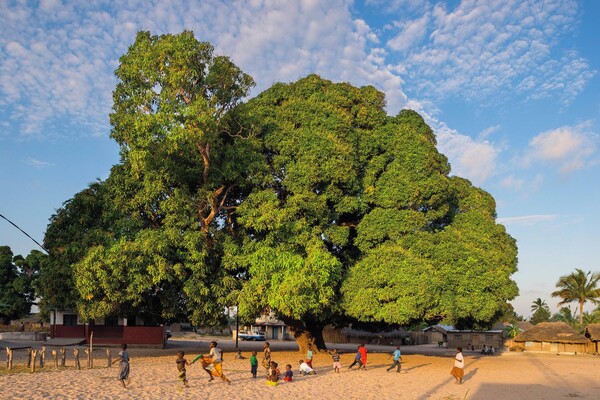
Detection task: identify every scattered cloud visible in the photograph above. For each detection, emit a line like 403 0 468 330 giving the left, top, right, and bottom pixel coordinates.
497 214 557 226
25 157 54 168
383 0 593 104
526 121 598 174
405 99 501 185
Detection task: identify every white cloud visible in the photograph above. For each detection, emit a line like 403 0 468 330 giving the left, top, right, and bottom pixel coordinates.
384 0 593 104
527 121 597 174
500 175 524 190
25 157 54 168
405 99 501 185
497 214 557 226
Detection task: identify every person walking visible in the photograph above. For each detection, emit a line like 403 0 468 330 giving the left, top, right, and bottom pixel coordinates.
451 347 464 384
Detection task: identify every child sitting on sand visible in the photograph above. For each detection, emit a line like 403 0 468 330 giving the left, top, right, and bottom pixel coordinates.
250 351 258 378
176 351 191 388
235 350 246 359
266 361 280 386
299 359 316 375
283 364 293 381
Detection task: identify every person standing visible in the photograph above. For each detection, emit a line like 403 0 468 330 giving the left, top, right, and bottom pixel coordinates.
176 351 191 388
330 348 342 373
250 351 258 378
451 347 464 384
263 342 272 375
386 346 402 373
306 346 314 368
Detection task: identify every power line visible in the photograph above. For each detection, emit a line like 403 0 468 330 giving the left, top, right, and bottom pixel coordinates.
0 212 48 254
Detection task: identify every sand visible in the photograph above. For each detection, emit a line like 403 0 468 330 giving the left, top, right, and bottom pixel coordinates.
2 339 600 400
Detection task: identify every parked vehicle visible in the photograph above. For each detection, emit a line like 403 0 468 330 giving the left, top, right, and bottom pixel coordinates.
238 331 266 341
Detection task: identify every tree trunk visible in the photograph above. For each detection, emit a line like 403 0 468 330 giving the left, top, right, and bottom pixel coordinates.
580 301 584 327
285 318 327 354
40 346 46 368
74 349 81 370
30 350 37 373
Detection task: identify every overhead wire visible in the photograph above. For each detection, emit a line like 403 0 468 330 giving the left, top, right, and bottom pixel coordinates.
0 212 48 254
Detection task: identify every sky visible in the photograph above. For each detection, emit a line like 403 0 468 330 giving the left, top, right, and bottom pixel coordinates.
1 0 599 319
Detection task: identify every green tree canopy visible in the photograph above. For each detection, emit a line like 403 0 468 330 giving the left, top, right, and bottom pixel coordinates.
71 31 258 326
229 74 518 350
42 34 518 351
0 246 38 323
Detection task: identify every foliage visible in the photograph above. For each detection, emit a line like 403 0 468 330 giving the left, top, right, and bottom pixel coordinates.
550 306 578 329
530 306 551 325
40 34 519 342
0 246 39 323
229 75 518 346
72 31 256 325
504 323 520 339
551 268 600 326
531 298 549 315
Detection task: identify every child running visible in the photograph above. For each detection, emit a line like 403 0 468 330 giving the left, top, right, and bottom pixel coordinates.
176 351 191 387
348 346 363 370
386 346 402 373
111 343 130 388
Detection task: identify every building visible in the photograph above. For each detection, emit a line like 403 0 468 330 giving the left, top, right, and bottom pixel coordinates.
446 329 504 350
513 322 589 354
50 310 167 347
239 312 291 340
584 323 600 354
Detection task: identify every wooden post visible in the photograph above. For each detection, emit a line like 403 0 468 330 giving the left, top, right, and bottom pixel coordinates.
6 347 13 370
106 349 112 368
26 348 32 368
60 348 66 367
52 350 58 369
30 349 37 373
74 349 81 370
88 331 94 369
40 346 46 368
84 349 93 369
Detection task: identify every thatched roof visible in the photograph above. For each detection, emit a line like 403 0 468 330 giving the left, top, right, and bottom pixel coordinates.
584 324 600 341
513 322 589 344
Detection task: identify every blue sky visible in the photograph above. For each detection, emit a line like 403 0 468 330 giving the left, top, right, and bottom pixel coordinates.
1 0 598 319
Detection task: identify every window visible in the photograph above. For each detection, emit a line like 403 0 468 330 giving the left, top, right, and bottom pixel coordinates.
63 314 78 326
104 316 119 326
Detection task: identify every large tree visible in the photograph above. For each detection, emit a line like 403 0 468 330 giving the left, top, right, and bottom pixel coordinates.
72 31 258 325
551 268 600 326
230 75 518 351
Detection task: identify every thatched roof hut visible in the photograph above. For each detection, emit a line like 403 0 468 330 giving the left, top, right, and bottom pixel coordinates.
584 324 600 354
513 322 589 354
584 324 600 341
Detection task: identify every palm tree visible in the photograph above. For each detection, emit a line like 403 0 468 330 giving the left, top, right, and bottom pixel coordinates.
504 323 520 339
551 306 578 328
551 269 600 326
531 298 549 314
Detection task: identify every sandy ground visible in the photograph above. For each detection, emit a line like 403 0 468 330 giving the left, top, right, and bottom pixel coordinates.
2 338 600 400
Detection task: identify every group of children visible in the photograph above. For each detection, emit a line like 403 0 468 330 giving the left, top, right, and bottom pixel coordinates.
112 341 405 389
